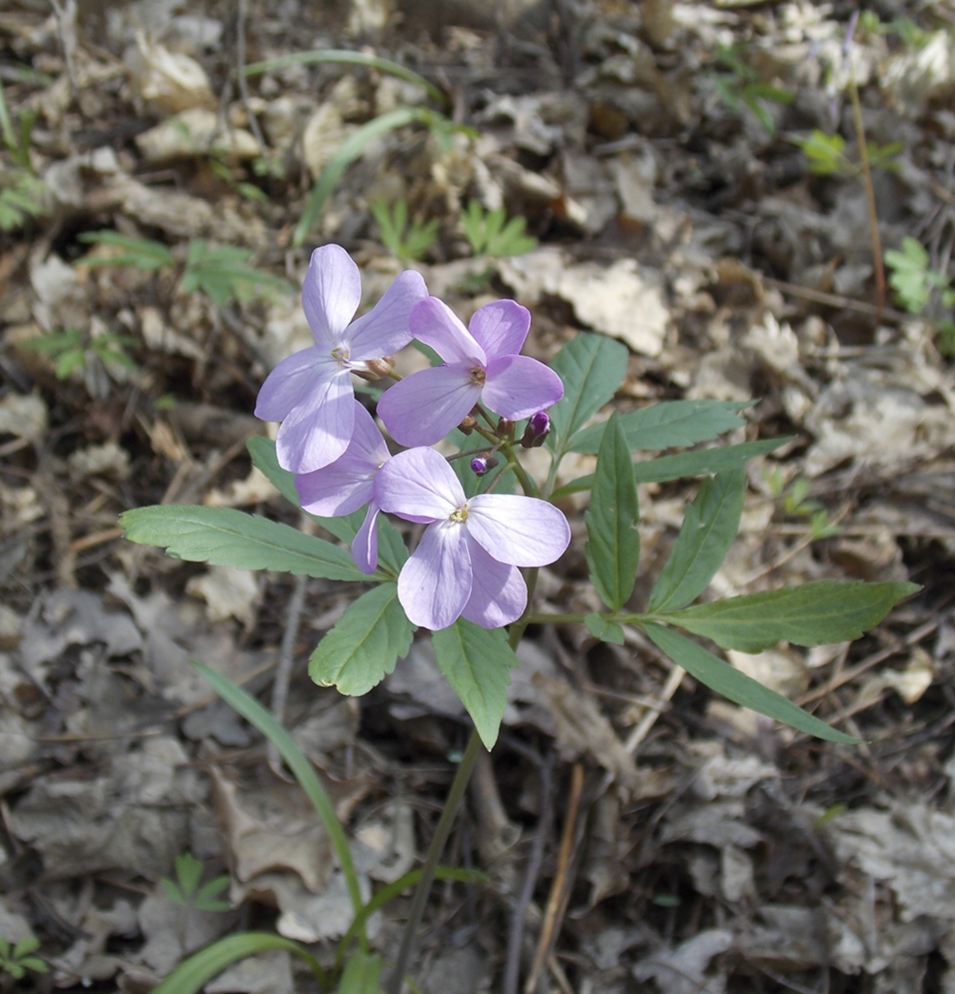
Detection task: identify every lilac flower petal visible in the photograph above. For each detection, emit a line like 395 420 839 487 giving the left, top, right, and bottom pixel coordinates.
377 363 483 447
352 503 381 575
409 297 485 364
374 447 464 521
301 245 362 347
398 521 472 630
461 538 527 628
275 368 354 474
482 355 565 420
348 269 428 359
467 494 570 567
468 300 531 359
254 346 331 422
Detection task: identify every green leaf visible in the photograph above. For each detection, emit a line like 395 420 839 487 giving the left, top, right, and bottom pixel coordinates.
643 623 858 743
584 612 626 645
193 662 365 941
585 413 640 611
570 400 751 454
338 950 382 994
150 933 327 994
552 438 789 500
175 852 204 897
194 875 231 912
660 580 919 653
77 230 175 270
649 470 746 612
309 584 415 696
432 621 519 749
548 334 629 456
121 505 368 582
245 436 407 575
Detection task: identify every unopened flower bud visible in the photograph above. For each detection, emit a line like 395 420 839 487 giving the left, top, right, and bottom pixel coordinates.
496 418 515 439
521 410 551 448
354 356 396 382
459 415 477 435
470 454 499 476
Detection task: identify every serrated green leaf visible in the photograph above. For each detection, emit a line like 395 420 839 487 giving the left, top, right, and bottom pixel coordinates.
586 414 640 611
649 470 746 612
660 580 919 653
643 623 858 743
432 621 519 749
149 933 327 994
246 436 407 575
584 613 626 645
309 585 415 695
121 505 367 581
548 334 629 456
570 400 750 454
339 950 383 994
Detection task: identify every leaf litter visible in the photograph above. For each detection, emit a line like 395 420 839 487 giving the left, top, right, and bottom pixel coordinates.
0 0 954 990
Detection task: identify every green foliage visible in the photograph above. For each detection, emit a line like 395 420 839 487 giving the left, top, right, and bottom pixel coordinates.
656 580 919 654
24 326 136 380
857 11 932 49
799 129 902 176
161 852 231 913
643 623 859 743
765 467 841 540
309 584 416 695
584 612 626 645
711 45 793 134
338 950 383 994
120 505 370 582
586 414 640 611
371 198 439 262
0 78 46 231
649 470 746 612
0 936 47 981
78 231 291 305
432 620 519 749
884 236 955 354
460 200 537 257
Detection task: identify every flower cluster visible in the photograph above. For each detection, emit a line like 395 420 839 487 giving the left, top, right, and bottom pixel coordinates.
256 245 570 630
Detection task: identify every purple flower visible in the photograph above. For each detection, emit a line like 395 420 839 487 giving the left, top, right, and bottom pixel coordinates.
376 297 563 447
295 401 389 574
255 244 427 474
374 447 570 630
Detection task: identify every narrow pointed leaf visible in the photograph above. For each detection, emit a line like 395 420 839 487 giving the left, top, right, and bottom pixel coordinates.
121 505 367 581
644 623 858 743
548 334 629 455
149 933 327 994
338 950 383 994
570 400 751 454
661 580 920 653
432 621 519 749
309 584 415 695
649 469 746 612
585 413 640 611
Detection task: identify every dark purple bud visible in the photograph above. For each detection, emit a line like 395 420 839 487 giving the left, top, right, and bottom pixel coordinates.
521 410 551 448
470 454 498 476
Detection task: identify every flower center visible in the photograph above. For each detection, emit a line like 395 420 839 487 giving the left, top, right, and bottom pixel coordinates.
450 504 469 524
469 366 486 385
331 346 350 367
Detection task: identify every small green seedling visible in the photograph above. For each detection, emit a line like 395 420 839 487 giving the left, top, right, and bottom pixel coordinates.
0 79 46 231
711 45 793 134
78 230 175 270
799 129 902 177
161 852 231 913
766 467 840 540
24 327 137 380
0 936 48 981
884 236 955 354
461 200 536 258
371 198 438 262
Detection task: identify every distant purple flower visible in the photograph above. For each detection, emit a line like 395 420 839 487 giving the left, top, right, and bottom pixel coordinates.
255 244 427 474
295 401 389 574
374 447 570 630
376 297 563 447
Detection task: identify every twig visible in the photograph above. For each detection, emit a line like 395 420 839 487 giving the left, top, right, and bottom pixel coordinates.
236 0 268 157
502 751 554 994
49 0 79 94
268 571 308 773
524 762 584 994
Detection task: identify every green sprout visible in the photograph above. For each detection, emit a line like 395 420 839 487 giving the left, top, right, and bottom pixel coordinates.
24 327 137 381
0 78 46 231
766 467 840 540
460 201 536 258
711 44 793 134
798 129 902 177
371 198 438 262
884 237 955 354
0 936 48 981
161 852 231 914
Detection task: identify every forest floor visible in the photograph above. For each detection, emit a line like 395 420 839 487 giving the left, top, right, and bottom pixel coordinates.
2 0 955 992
